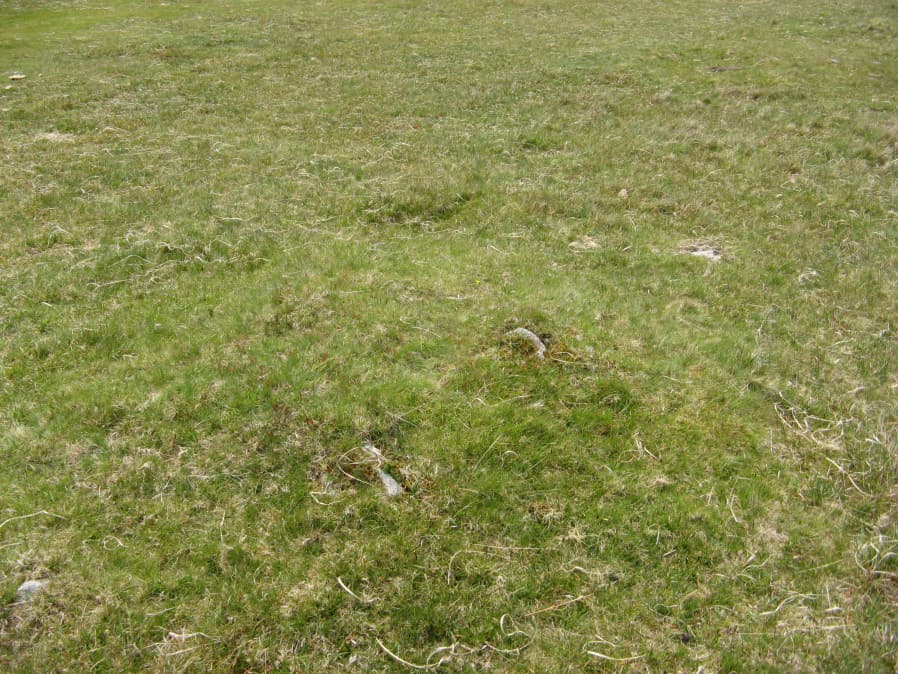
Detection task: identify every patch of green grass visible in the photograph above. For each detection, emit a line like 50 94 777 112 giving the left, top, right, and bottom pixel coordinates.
2 0 897 670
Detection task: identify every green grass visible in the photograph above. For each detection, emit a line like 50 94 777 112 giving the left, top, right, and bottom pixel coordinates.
1 0 897 670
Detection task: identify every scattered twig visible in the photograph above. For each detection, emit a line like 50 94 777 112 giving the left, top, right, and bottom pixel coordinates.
446 547 520 585
821 455 871 497
726 492 742 524
758 593 815 617
773 395 852 452
782 624 849 635
146 607 176 617
499 614 529 639
375 628 531 670
447 549 468 585
102 536 126 549
524 593 591 617
337 577 377 604
310 491 341 506
336 450 374 486
472 434 504 471
152 630 219 657
360 441 384 464
633 431 659 460
166 631 219 642
375 638 452 670
0 510 67 531
87 279 128 289
585 650 645 662
774 396 875 499
854 535 898 578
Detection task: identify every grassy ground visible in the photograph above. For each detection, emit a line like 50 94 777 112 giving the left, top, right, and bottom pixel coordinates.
1 0 897 670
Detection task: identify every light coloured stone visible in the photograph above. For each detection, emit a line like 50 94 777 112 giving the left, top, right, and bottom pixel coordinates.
15 579 47 603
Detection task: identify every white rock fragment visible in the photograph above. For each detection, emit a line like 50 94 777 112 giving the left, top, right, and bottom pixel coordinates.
679 243 724 262
689 248 721 261
9 73 26 81
15 579 47 603
375 469 404 497
362 442 404 497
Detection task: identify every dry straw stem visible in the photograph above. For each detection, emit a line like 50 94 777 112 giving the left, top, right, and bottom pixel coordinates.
726 492 743 524
375 638 454 669
504 327 546 359
446 548 504 585
773 395 873 495
854 535 898 579
523 593 592 617
585 651 645 662
375 634 532 670
773 396 852 452
583 641 645 662
0 510 67 530
633 430 659 460
165 631 219 642
309 490 341 506
152 631 219 658
820 455 871 497
337 577 378 604
499 613 529 639
758 593 810 617
336 448 376 487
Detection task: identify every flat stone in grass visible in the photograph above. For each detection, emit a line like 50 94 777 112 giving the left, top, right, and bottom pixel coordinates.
679 242 724 262
375 468 404 497
15 579 47 603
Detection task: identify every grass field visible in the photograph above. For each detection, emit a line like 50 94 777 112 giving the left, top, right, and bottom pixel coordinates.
1 0 897 670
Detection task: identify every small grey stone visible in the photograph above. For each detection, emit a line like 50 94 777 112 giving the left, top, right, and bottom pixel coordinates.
15 579 47 603
376 468 404 498
504 327 547 358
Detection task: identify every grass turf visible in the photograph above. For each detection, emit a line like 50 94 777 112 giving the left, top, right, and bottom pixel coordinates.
1 0 897 670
